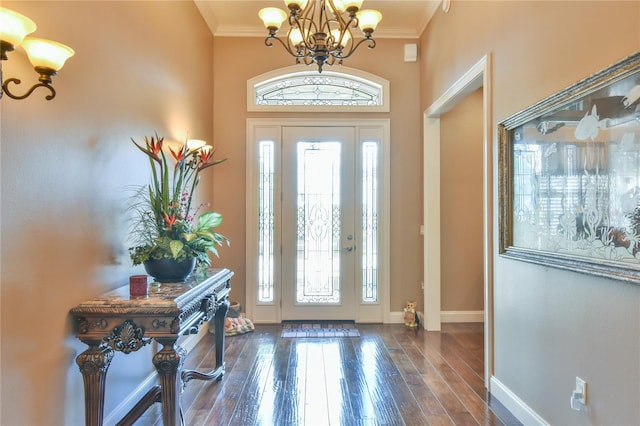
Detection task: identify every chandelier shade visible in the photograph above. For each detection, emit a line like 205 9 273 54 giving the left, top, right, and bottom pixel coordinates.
356 9 382 32
258 7 288 30
258 0 382 73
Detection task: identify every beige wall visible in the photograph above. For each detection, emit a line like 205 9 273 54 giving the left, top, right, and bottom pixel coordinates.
3 0 636 424
0 2 425 423
0 1 214 424
421 1 639 424
211 36 424 312
440 88 484 311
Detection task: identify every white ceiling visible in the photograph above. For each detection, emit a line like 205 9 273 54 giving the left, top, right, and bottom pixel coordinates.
194 0 442 39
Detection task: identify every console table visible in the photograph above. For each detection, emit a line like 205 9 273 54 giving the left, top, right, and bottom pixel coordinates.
70 268 233 426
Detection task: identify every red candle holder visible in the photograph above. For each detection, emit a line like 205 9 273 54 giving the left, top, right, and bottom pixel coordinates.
129 275 148 296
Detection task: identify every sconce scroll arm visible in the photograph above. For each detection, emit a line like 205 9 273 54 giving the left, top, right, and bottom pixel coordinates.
2 77 56 101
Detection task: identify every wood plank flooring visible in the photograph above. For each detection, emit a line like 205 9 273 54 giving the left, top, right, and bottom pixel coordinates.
135 323 521 425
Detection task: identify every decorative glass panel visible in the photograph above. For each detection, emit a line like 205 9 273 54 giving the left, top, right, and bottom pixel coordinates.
296 142 342 304
255 71 382 107
513 140 614 250
362 141 379 302
258 141 275 302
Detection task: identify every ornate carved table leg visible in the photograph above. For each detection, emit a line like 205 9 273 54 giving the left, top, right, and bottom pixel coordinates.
181 297 229 387
153 338 186 426
76 343 114 426
213 297 229 375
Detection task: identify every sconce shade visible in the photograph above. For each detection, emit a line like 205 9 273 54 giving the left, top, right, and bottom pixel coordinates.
21 37 74 71
0 7 37 47
186 139 207 151
259 7 288 30
357 9 382 32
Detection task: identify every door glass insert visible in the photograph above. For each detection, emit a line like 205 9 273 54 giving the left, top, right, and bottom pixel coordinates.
296 141 342 304
362 141 379 302
258 140 275 303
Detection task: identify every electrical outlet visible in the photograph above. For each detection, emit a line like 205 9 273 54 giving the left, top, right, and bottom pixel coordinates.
570 376 587 411
575 377 587 404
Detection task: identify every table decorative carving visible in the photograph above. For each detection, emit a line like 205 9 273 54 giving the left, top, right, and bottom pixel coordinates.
70 268 233 426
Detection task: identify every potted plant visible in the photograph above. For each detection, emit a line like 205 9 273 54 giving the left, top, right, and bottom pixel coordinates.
128 133 229 282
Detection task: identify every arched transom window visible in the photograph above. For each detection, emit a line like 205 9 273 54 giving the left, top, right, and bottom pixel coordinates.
247 66 389 112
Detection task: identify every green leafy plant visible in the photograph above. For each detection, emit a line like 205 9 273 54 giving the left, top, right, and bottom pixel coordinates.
128 134 229 269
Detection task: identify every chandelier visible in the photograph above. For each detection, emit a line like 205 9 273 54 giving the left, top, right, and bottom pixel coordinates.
258 0 382 73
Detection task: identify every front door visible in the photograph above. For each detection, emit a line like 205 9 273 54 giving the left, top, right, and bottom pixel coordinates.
281 127 356 320
247 118 388 324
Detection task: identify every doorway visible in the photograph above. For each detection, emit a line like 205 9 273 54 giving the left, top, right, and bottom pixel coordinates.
246 119 391 324
423 54 494 388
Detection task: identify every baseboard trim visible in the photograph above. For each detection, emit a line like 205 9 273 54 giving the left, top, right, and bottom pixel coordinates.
490 376 549 426
441 310 484 323
388 311 405 323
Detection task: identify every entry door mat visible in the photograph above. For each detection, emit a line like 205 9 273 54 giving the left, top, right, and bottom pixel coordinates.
281 321 360 338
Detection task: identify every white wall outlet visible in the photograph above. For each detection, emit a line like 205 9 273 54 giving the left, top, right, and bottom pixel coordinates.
571 377 587 410
575 377 587 404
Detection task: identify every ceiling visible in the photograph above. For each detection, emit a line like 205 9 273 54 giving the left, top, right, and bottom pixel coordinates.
194 1 442 39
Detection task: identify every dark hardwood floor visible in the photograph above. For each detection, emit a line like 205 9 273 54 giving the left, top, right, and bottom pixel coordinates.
136 323 521 425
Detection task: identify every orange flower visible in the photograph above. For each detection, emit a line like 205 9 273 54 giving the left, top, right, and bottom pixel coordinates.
162 212 177 229
199 145 214 163
169 145 185 163
148 136 163 155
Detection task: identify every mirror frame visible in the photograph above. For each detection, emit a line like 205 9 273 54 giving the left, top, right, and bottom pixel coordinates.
498 52 640 285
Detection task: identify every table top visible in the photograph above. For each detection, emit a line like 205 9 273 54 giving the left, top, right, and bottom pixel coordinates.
70 268 233 315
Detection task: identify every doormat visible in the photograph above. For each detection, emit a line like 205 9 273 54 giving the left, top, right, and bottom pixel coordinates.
281 322 360 338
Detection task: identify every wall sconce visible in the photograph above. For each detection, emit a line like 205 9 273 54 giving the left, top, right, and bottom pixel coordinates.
186 139 207 151
0 7 74 101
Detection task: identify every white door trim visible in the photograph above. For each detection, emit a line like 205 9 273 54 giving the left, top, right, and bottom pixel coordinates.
423 54 494 388
246 118 391 324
